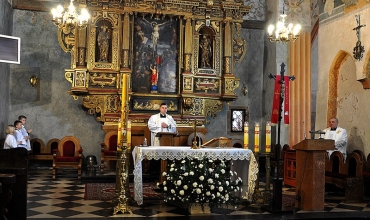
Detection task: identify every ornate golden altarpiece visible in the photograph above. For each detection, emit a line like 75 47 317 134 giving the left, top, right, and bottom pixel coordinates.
57 0 251 142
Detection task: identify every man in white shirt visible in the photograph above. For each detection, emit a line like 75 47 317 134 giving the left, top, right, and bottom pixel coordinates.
323 117 348 160
148 103 176 146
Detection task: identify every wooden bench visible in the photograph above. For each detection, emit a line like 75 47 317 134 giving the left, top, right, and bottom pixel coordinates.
0 148 28 220
325 151 363 202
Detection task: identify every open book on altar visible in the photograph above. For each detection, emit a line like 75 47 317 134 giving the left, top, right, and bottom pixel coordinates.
201 137 232 148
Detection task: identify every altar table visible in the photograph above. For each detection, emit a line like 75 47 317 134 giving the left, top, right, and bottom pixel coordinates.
132 146 258 205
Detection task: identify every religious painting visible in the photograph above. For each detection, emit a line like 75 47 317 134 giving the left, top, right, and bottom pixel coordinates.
132 16 178 94
130 97 180 114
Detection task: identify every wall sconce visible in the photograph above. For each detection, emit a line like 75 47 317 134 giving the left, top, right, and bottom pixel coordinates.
241 84 248 96
29 75 38 87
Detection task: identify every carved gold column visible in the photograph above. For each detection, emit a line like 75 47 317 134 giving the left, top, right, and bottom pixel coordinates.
122 12 130 69
223 21 232 75
113 72 132 214
183 17 193 73
289 32 311 146
77 28 87 67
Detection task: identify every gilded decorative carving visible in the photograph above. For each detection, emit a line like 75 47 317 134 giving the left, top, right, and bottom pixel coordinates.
56 0 251 124
195 78 219 92
90 73 117 88
183 76 193 92
224 77 240 95
82 95 104 120
133 100 178 111
224 57 231 74
233 23 247 64
106 95 120 113
75 70 88 87
204 99 223 118
182 98 203 116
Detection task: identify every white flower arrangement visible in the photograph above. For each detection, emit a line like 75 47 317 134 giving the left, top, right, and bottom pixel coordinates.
157 156 243 210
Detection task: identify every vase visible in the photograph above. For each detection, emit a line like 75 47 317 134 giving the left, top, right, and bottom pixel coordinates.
188 203 211 214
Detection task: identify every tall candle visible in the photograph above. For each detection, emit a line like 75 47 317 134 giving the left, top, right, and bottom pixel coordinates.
243 122 249 149
266 121 271 153
127 119 132 149
254 122 260 153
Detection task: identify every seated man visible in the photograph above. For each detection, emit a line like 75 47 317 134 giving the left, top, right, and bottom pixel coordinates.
323 117 348 160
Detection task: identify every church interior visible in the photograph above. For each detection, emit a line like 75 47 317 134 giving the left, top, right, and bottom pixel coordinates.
1 0 370 219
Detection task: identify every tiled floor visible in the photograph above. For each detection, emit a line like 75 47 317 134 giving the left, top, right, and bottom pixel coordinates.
26 169 370 219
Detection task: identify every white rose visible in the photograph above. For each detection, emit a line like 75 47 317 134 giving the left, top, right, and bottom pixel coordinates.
199 176 204 181
177 180 182 186
171 189 175 194
206 191 211 196
164 187 167 191
219 186 223 192
221 169 225 174
199 164 203 168
171 164 175 167
216 192 220 197
163 181 166 186
193 182 198 187
215 174 219 178
190 171 194 176
226 181 229 186
183 185 188 190
209 168 213 173
184 172 188 176
207 178 213 184
170 168 174 171
180 190 184 195
162 172 167 176
196 188 202 194
210 185 215 190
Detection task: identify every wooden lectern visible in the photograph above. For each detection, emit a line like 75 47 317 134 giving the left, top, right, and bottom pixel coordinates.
156 132 178 182
294 139 334 211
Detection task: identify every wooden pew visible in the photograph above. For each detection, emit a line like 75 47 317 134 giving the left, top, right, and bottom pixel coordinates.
325 151 363 202
0 148 28 220
363 153 370 196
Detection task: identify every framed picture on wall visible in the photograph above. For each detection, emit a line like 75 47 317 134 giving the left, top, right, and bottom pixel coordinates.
132 15 178 94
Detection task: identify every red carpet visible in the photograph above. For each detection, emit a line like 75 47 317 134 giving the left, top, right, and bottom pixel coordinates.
84 183 164 201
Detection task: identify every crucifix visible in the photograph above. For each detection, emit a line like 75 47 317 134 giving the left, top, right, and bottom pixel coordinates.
352 15 366 61
265 63 295 212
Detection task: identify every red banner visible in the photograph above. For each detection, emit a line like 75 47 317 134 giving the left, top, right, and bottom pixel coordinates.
271 76 281 124
271 76 290 124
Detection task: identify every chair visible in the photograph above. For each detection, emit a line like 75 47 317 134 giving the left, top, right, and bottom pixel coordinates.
46 138 60 154
52 136 83 180
100 131 118 173
28 138 51 161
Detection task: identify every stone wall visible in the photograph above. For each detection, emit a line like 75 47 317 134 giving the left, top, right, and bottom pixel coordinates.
9 10 104 159
316 3 370 156
0 0 12 139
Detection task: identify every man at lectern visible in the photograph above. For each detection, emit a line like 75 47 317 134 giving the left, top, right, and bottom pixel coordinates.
148 103 177 146
322 117 348 160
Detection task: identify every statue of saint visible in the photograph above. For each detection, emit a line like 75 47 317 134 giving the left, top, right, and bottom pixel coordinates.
150 65 158 86
97 25 110 62
200 35 212 68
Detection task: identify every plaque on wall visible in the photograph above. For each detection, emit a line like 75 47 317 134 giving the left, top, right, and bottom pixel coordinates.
130 97 180 113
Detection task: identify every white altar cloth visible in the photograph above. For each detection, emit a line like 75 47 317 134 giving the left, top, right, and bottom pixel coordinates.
132 146 259 205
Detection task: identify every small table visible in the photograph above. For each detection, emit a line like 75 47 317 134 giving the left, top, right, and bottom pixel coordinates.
132 146 258 205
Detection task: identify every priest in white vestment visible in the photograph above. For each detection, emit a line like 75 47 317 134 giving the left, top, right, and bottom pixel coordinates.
148 103 176 146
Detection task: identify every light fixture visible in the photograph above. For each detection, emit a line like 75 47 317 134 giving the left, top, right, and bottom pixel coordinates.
29 75 38 87
267 3 301 43
51 0 90 30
